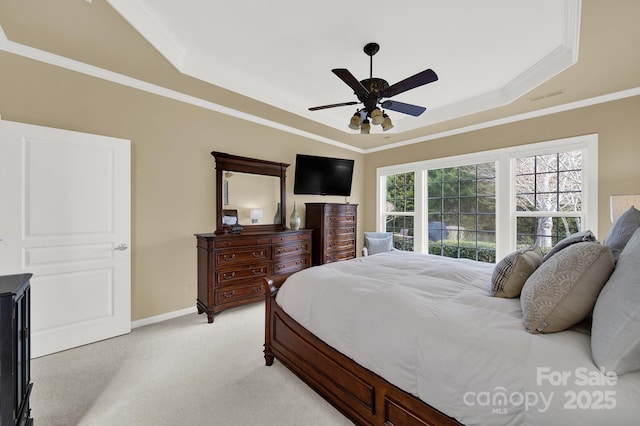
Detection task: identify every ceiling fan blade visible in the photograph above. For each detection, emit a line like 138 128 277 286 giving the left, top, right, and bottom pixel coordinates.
332 68 369 97
382 69 438 98
308 101 359 111
381 100 427 117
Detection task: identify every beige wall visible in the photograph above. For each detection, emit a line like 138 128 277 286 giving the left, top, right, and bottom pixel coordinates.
0 50 363 321
364 95 640 240
1 1 639 322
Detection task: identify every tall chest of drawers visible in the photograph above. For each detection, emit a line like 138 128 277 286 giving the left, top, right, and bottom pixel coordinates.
305 203 357 265
195 229 311 323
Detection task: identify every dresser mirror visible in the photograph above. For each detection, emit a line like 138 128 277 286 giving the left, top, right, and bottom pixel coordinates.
212 151 288 233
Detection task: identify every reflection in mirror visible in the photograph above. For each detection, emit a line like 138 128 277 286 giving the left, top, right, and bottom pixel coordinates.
223 172 280 225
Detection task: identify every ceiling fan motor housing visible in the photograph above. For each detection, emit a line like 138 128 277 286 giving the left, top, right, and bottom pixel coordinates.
359 78 389 114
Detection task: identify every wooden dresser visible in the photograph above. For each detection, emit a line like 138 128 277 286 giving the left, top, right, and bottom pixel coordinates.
0 274 33 426
195 229 311 323
305 203 357 265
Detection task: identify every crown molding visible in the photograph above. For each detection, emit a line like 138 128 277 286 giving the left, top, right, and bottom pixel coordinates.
2 19 639 156
0 25 362 153
364 87 640 153
106 0 186 70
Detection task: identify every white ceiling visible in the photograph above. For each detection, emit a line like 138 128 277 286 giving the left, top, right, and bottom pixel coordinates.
106 0 579 138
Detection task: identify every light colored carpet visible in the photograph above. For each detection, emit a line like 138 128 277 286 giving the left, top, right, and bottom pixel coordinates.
30 302 352 426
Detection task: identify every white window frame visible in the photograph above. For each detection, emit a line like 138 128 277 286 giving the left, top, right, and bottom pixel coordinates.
376 134 598 261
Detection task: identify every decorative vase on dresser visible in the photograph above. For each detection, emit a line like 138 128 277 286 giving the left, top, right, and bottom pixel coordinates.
289 201 301 230
195 152 313 323
305 203 357 266
0 273 34 426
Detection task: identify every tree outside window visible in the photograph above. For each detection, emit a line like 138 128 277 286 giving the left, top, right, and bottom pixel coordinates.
427 163 496 262
515 150 583 254
385 172 415 251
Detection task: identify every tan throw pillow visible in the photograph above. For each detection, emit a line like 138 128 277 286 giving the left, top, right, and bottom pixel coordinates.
492 245 543 298
520 242 614 334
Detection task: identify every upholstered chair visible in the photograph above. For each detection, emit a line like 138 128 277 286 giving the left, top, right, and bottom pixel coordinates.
362 232 396 256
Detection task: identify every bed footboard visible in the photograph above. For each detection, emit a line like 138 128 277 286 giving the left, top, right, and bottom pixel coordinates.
263 278 461 426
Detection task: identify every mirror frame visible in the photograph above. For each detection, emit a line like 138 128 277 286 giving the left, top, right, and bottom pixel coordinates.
212 151 288 234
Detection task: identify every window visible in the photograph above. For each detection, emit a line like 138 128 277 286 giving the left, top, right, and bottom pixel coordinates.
514 150 584 255
427 163 496 262
385 172 415 251
376 135 597 262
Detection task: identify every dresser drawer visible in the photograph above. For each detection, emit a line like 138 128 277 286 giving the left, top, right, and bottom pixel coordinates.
216 263 270 285
324 250 355 263
326 227 356 239
272 232 310 244
325 238 355 252
216 246 271 265
214 236 271 249
326 214 356 227
323 204 357 215
273 257 309 275
215 281 265 306
273 241 311 258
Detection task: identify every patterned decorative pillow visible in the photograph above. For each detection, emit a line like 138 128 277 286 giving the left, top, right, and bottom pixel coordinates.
542 230 597 263
491 245 543 298
592 228 640 374
520 242 614 334
603 205 640 262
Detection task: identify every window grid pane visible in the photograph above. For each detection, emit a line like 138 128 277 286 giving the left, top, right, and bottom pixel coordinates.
516 216 582 255
427 163 496 263
385 215 415 251
515 150 583 253
386 172 415 213
515 151 582 213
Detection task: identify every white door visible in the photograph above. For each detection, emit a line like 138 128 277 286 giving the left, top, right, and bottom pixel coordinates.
0 120 131 358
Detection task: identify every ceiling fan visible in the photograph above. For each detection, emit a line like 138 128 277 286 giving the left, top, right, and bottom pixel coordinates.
309 42 438 133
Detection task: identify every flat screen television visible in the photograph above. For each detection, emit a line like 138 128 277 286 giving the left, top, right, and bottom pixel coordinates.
293 154 354 196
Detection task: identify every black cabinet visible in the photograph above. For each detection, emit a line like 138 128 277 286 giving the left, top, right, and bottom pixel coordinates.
0 274 33 426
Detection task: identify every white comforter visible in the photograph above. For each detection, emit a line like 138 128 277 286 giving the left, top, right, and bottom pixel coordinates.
276 251 640 426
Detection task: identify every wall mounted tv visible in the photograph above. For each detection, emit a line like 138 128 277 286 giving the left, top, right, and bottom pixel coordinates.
293 154 355 197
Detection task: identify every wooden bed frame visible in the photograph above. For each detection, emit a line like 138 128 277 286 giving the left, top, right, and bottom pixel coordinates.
263 279 461 426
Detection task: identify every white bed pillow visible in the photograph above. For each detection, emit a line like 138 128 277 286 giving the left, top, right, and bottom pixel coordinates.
592 227 640 375
521 242 614 333
491 245 543 298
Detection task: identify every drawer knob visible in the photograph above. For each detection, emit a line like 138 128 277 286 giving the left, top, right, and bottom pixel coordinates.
252 269 264 275
223 290 236 298
223 272 236 280
222 254 236 261
252 286 263 294
252 251 264 258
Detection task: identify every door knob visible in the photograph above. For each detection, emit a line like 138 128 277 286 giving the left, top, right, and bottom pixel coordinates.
113 243 128 251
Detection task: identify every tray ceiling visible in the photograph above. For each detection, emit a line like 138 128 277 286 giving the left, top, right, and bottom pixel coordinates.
106 0 580 145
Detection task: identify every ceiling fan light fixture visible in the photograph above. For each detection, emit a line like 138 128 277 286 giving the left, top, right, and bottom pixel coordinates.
370 107 384 125
382 113 394 131
360 119 371 134
348 112 362 130
309 42 437 133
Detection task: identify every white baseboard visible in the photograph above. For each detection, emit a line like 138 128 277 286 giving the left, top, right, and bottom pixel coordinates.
131 306 197 329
